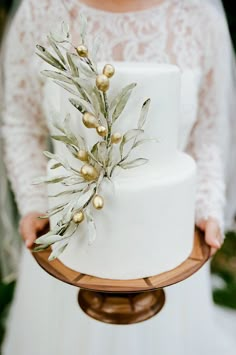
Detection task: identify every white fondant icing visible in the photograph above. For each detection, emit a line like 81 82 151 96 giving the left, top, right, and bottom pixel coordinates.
49 62 180 172
47 63 197 279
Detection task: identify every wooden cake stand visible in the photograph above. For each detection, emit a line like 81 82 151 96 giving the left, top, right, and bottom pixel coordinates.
32 226 210 325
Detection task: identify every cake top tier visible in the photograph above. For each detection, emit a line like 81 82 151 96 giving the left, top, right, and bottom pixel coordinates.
45 62 181 174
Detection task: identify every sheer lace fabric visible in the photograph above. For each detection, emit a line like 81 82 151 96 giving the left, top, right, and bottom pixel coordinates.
1 0 229 234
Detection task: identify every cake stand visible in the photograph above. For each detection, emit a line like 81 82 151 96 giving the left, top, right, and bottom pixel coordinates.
31 226 210 325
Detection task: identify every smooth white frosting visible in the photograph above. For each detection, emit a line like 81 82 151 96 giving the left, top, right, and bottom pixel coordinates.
103 62 180 169
50 62 180 173
47 63 197 279
49 152 196 279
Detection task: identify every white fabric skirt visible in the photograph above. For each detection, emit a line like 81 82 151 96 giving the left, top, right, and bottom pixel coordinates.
2 246 236 355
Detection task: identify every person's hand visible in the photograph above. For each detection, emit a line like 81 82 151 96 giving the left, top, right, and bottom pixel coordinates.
19 212 49 249
197 217 223 257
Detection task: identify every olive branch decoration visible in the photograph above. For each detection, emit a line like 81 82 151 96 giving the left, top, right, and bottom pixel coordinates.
32 17 158 261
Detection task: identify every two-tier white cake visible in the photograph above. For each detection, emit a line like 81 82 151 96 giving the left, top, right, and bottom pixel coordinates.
46 62 197 280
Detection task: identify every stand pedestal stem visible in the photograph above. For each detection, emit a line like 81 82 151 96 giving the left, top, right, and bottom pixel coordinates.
78 288 166 324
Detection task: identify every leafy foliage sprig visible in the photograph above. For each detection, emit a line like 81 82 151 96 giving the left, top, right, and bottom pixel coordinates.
32 17 158 260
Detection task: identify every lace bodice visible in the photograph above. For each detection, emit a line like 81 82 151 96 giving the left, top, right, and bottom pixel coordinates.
1 0 229 234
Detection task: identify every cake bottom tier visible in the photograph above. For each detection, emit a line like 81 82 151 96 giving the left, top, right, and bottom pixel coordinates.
48 152 197 280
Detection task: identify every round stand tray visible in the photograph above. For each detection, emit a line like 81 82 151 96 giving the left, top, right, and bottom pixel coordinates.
32 226 210 324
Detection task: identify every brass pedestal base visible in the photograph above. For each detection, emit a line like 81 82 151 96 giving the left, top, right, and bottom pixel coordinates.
78 289 165 324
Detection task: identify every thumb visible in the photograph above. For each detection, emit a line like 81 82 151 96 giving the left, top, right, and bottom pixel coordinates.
20 217 37 248
205 220 221 249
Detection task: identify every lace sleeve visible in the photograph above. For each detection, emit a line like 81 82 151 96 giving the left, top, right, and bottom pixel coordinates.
185 5 230 235
1 1 51 217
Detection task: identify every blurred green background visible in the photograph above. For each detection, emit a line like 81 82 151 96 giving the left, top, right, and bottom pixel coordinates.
0 0 236 349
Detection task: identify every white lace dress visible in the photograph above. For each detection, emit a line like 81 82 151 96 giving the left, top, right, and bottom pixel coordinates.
2 0 236 354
